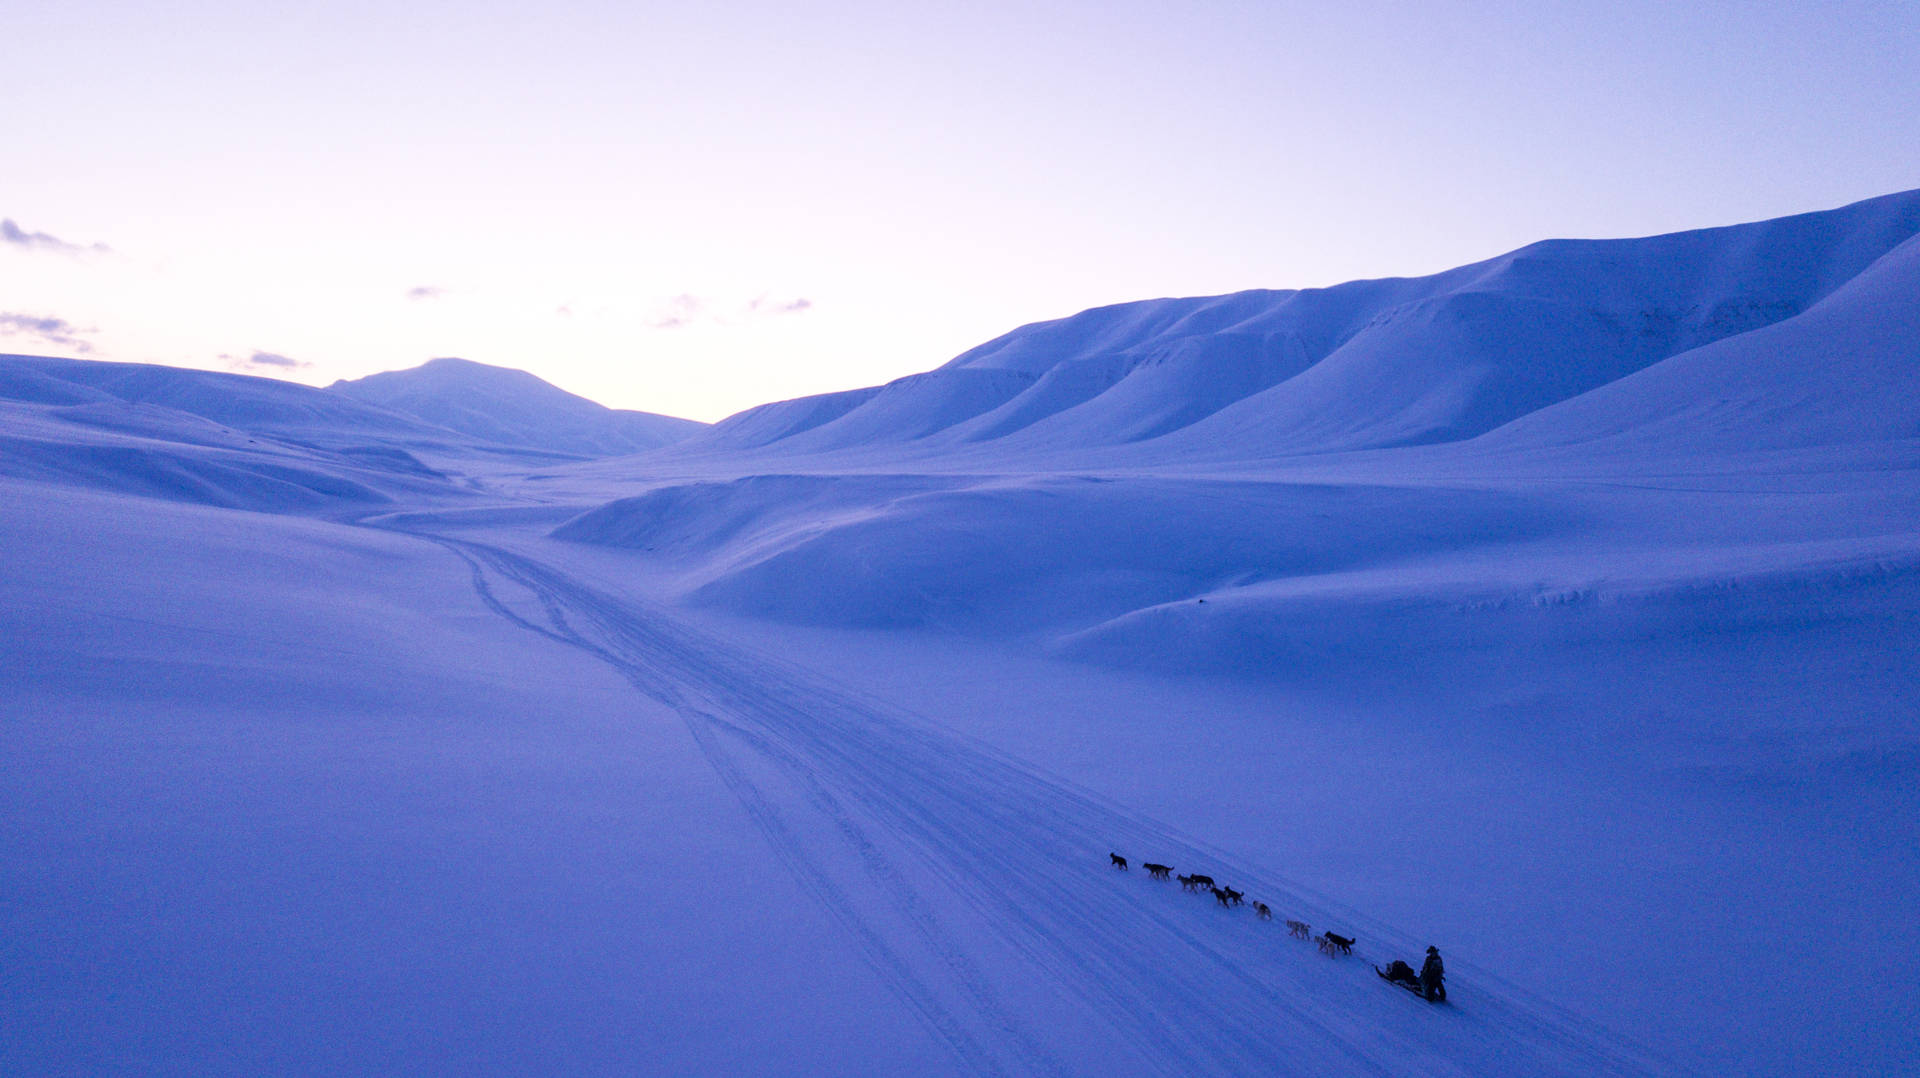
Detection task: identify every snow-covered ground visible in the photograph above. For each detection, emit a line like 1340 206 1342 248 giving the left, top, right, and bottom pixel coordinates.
5 190 1918 1075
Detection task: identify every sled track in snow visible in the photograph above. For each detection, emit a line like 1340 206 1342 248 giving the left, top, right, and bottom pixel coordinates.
417 531 1663 1077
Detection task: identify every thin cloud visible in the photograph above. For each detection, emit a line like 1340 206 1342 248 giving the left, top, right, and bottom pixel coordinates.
645 293 705 330
405 285 445 301
645 293 814 330
0 312 96 354
1 218 111 256
748 295 814 316
221 350 312 371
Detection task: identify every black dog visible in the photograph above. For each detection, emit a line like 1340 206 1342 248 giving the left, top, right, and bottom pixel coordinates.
1318 932 1355 957
1253 901 1272 920
1143 863 1172 880
1110 852 1128 870
1222 886 1244 907
1212 886 1233 908
1186 874 1215 890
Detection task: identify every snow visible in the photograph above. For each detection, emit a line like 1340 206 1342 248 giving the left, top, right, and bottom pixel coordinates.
0 485 941 1075
660 187 1920 463
1476 229 1920 456
331 357 707 458
6 188 1920 1075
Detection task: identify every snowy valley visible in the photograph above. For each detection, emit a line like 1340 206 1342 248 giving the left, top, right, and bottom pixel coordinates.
5 190 1919 1076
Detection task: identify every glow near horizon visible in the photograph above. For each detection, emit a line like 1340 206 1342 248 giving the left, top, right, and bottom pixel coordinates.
5 1 1917 422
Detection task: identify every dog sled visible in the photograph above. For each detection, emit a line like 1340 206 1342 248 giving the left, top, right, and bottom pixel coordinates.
1375 963 1446 1003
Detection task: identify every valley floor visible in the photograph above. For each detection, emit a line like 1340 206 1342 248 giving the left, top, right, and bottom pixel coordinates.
7 466 1916 1075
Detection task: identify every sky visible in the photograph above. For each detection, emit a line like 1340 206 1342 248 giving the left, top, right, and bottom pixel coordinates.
5 0 1917 422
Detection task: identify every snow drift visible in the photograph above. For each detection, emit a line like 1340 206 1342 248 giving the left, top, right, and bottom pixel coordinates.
558 473 1584 634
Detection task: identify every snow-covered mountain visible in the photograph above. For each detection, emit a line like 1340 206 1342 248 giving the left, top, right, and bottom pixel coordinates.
1476 225 1920 457
683 187 1920 460
7 191 1919 1077
566 189 1920 646
330 356 705 458
0 354 479 512
2 352 445 445
0 353 709 512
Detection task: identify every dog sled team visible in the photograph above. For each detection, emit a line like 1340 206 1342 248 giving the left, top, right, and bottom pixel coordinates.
1110 850 1445 1004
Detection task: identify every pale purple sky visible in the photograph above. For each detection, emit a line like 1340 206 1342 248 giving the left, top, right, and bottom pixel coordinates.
6 0 1917 420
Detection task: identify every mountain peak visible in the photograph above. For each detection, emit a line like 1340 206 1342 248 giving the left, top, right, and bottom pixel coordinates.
330 359 705 458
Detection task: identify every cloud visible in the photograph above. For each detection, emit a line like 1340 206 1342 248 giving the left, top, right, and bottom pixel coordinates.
748 295 814 316
405 285 445 301
0 312 96 354
221 350 312 371
644 293 814 330
1 218 111 256
644 293 706 330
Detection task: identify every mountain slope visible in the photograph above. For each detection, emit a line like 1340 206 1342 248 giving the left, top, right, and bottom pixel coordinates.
1 354 441 445
1468 230 1920 457
675 188 1920 461
0 354 482 511
330 357 705 458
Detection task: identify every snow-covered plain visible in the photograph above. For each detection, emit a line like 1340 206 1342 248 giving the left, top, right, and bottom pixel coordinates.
5 190 1919 1076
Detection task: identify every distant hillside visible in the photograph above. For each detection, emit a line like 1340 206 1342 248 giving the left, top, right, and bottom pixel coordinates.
330 357 706 458
0 354 438 443
682 188 1920 460
0 353 707 512
0 354 473 511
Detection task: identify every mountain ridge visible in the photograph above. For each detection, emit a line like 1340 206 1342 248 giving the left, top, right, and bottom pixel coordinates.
329 356 706 458
676 187 1920 461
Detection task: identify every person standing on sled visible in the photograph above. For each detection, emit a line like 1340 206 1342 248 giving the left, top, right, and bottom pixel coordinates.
1420 946 1445 1001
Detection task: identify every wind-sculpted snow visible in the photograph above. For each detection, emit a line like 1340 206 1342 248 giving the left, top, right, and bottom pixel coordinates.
1057 536 1920 678
668 187 1920 461
552 473 969 559
556 475 1581 633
